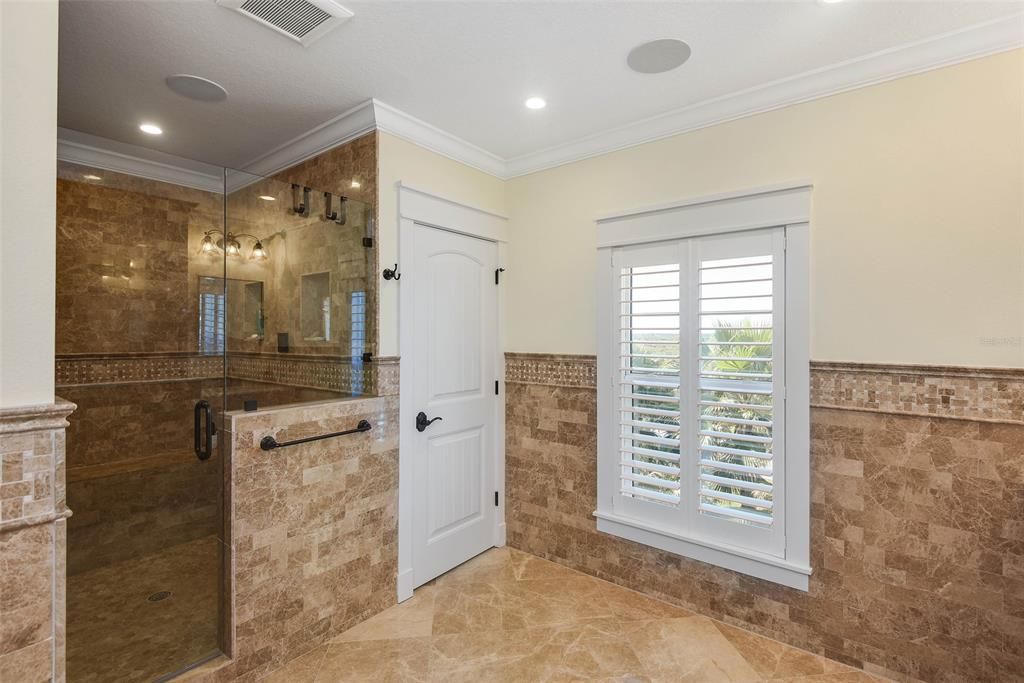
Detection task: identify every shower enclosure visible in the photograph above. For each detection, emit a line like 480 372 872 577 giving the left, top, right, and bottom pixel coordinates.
56 161 372 682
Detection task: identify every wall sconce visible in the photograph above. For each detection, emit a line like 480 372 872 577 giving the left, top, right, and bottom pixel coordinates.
200 230 269 262
251 240 269 262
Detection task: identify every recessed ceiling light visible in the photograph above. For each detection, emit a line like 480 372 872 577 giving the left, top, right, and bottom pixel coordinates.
165 74 228 102
525 97 546 110
139 123 163 135
258 195 275 201
83 174 102 181
627 39 692 74
350 180 361 189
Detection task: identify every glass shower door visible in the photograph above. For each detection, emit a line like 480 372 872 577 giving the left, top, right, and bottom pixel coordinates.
222 170 372 410
58 161 227 682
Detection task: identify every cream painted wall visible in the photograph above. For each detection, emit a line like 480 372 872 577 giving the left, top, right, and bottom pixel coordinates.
0 0 59 407
376 132 507 356
505 49 1024 368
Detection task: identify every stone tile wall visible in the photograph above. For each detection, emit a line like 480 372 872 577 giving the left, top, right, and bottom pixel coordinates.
181 394 399 683
0 400 76 683
55 165 223 355
505 354 1024 683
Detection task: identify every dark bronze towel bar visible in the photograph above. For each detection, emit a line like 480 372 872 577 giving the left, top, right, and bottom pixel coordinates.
260 419 372 451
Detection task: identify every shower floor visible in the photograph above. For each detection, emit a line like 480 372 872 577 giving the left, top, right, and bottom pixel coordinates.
67 534 221 683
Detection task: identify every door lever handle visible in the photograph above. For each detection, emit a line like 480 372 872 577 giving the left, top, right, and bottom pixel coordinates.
415 411 442 432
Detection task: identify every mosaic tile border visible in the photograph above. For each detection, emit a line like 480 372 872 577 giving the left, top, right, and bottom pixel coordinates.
504 353 1024 425
55 352 396 397
505 352 598 388
810 360 1024 424
55 354 222 386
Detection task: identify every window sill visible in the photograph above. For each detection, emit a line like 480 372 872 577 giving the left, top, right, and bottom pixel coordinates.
593 510 811 591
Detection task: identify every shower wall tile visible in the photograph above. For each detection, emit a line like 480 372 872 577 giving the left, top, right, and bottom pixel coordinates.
225 394 399 681
55 170 223 355
505 354 1024 683
267 131 379 359
58 146 379 364
268 131 377 211
0 400 75 683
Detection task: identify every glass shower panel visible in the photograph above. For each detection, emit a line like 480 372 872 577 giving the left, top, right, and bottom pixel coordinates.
57 161 226 682
223 170 373 411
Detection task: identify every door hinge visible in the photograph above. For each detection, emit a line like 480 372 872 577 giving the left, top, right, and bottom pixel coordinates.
495 267 505 285
494 491 499 507
495 380 499 395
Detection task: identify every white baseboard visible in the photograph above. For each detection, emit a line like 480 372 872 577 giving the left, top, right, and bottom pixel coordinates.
495 522 507 548
397 568 414 602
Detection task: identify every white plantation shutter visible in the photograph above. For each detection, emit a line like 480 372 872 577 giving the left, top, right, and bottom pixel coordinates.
596 186 810 589
604 228 788 562
690 229 785 555
616 250 683 517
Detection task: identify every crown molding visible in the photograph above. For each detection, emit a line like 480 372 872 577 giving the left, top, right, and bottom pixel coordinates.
234 98 506 179
373 100 507 178
56 15 1023 186
502 14 1024 178
56 128 224 193
238 99 377 178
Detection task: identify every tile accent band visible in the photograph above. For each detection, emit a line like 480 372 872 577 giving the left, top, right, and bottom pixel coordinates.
505 353 1024 425
55 353 400 396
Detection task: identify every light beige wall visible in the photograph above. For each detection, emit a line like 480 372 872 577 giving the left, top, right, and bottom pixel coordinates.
506 49 1024 368
0 0 59 407
376 132 507 356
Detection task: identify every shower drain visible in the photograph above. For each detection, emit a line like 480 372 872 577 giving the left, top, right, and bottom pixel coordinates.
147 591 172 603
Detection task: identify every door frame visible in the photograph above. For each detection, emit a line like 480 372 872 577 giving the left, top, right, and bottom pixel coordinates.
395 182 509 601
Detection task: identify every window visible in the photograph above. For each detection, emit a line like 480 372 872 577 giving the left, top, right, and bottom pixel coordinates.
350 290 366 395
198 290 225 354
596 186 810 590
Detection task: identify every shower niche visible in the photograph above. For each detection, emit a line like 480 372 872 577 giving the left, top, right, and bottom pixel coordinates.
300 271 331 341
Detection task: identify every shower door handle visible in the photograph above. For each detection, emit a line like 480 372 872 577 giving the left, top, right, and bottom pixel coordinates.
194 400 214 461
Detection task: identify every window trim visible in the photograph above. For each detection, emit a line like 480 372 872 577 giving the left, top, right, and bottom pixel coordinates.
595 183 811 591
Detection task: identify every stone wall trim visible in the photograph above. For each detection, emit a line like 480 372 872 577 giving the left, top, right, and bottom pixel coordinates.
0 399 76 433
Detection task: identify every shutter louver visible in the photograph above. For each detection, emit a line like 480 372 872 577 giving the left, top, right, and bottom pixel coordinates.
619 264 682 506
696 255 775 527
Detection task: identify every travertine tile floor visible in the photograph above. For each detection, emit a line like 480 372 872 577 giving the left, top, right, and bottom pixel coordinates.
261 547 891 683
67 535 220 683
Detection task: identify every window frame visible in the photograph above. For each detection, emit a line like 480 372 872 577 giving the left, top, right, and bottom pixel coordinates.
595 184 811 591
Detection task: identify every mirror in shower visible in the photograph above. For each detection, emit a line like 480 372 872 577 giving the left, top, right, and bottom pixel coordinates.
199 276 266 347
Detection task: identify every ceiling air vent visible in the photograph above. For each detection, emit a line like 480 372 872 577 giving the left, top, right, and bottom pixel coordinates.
217 0 353 47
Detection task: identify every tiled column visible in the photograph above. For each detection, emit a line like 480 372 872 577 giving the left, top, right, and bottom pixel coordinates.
0 399 76 683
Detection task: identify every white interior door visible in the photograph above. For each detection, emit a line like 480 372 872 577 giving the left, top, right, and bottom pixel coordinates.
410 223 498 587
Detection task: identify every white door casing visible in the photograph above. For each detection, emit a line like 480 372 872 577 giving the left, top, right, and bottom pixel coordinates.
396 184 508 600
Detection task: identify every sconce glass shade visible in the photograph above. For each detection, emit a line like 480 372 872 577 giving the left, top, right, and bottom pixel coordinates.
250 240 268 262
225 236 242 257
200 234 216 253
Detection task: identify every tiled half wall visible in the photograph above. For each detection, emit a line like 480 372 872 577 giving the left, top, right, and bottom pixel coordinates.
0 400 76 683
179 391 399 683
505 353 1024 683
